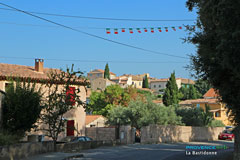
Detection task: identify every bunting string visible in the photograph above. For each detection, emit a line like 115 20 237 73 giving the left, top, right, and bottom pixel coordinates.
105 25 195 34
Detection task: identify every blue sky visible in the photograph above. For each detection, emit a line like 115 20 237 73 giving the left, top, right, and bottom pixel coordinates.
0 0 197 79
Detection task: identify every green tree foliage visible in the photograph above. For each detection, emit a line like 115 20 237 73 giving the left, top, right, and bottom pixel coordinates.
41 65 86 150
194 79 212 96
107 99 183 129
2 80 43 137
176 105 213 126
208 120 225 127
186 1 240 158
163 72 179 106
179 85 200 100
86 85 147 116
104 63 110 79
142 75 149 88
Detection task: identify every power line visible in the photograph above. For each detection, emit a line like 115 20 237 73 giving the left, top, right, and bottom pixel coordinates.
0 3 188 59
0 7 195 22
0 21 194 30
0 56 188 64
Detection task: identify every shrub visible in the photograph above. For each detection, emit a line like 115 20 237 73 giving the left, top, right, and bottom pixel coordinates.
208 120 225 127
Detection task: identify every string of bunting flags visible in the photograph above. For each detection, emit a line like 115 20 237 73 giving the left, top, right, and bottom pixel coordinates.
106 25 196 34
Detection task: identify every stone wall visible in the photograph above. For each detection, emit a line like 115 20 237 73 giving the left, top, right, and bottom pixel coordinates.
0 141 54 160
0 140 117 160
141 125 225 143
85 127 116 141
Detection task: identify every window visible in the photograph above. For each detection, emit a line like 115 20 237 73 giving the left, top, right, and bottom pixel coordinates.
4 82 11 91
66 87 76 106
154 85 156 88
196 104 200 108
159 85 161 88
139 82 141 85
215 111 221 117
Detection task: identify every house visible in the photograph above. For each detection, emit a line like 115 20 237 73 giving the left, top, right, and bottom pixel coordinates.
85 115 107 128
87 69 116 81
179 88 232 126
0 59 88 139
111 76 132 88
121 74 143 88
91 78 116 91
149 78 195 94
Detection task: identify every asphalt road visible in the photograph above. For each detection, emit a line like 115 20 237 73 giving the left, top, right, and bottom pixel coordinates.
74 141 234 160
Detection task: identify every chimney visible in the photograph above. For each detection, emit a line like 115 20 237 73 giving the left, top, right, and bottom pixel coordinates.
35 59 44 72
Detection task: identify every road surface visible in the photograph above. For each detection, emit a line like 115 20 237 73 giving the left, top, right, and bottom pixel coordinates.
73 140 234 160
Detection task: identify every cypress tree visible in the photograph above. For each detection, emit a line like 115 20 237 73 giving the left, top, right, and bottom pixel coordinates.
104 63 110 79
163 72 179 106
142 75 149 88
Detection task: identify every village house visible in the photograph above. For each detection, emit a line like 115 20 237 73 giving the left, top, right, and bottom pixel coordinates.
149 78 195 94
85 115 107 128
0 59 88 139
87 69 116 81
179 88 233 126
91 77 116 91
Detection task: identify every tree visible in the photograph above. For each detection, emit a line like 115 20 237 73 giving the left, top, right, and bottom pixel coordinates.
2 79 43 137
186 1 240 158
142 75 149 88
163 72 179 106
194 79 212 96
107 99 183 129
104 63 110 79
40 65 86 150
176 105 213 126
86 85 145 116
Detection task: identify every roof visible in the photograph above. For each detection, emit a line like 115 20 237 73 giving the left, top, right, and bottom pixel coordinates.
89 69 116 75
150 78 169 83
179 98 219 105
0 63 87 85
176 78 195 84
203 88 219 98
85 115 104 125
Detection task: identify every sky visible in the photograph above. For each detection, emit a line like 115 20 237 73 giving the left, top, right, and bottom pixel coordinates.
0 0 198 79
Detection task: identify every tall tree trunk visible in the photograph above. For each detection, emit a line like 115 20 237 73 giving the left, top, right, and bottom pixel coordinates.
234 125 240 160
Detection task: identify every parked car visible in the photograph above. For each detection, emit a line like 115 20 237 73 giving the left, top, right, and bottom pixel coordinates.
218 130 234 141
70 136 93 142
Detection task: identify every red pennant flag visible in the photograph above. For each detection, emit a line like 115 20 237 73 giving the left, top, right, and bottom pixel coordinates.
158 27 162 32
106 28 111 34
192 25 196 30
165 27 168 32
129 28 133 34
144 28 148 32
137 28 141 33
114 29 118 34
121 28 125 32
179 26 182 29
151 28 154 33
172 27 176 31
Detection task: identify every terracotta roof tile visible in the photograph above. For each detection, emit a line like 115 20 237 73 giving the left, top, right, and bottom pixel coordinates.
179 98 219 105
0 63 87 85
85 115 104 125
89 69 116 75
203 88 219 98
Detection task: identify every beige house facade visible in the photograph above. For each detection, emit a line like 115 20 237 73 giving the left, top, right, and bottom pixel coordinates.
149 78 195 94
0 59 88 139
85 115 107 128
87 69 116 81
91 78 116 91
